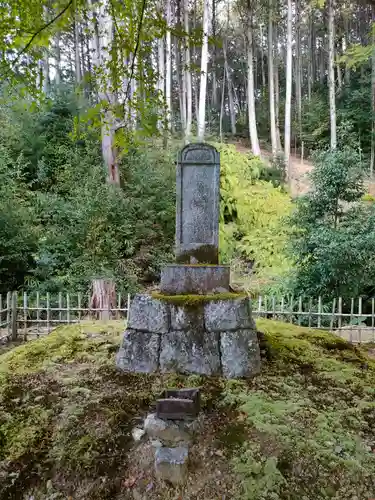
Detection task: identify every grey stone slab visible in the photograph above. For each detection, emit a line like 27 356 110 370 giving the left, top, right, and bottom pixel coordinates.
116 329 160 373
170 304 204 331
161 264 230 294
175 143 220 264
204 296 256 332
144 413 198 445
220 329 261 378
159 329 221 376
127 293 169 333
155 446 189 485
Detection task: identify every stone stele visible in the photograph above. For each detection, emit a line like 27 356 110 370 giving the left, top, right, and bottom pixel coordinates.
175 143 220 265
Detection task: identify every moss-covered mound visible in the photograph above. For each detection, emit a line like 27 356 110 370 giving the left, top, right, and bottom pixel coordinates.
1 320 375 499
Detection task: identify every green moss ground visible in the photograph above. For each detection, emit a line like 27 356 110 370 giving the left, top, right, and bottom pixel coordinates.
1 320 375 499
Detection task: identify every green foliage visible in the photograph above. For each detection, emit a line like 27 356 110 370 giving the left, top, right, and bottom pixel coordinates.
301 79 372 158
289 147 375 299
0 146 37 293
0 94 175 293
217 144 292 294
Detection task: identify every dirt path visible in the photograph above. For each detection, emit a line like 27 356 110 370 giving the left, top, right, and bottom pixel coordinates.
232 140 313 197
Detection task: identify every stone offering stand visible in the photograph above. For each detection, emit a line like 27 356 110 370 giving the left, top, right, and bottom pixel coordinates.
117 143 261 379
132 388 202 485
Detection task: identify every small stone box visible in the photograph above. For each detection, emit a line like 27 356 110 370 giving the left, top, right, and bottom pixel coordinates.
156 388 201 420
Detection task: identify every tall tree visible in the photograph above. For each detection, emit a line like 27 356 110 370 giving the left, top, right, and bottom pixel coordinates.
165 0 172 131
328 0 337 149
268 0 277 156
184 0 192 141
284 0 293 174
197 0 210 140
246 0 261 156
224 41 236 135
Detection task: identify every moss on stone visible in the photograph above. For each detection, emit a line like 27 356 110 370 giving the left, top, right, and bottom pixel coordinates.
176 244 219 264
151 291 247 306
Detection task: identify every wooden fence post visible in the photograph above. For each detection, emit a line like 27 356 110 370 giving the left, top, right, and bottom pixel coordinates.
11 291 18 341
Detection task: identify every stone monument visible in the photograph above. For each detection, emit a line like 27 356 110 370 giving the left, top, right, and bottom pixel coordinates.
116 143 260 378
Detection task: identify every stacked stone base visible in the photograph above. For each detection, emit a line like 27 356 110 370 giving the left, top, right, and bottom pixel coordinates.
116 294 261 378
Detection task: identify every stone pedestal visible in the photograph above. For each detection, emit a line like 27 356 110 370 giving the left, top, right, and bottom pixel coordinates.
116 293 260 378
160 264 230 294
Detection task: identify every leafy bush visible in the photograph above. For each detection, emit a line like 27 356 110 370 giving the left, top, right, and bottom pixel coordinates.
289 147 375 299
218 146 292 294
0 147 37 293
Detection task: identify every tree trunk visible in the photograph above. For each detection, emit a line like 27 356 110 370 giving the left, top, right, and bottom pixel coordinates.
184 0 192 142
284 0 293 175
211 0 218 109
268 0 277 156
197 0 210 141
295 0 302 141
74 7 82 84
55 33 61 86
165 0 172 131
88 0 117 315
370 5 375 176
260 24 266 90
344 14 350 84
224 41 236 135
328 0 337 150
90 279 116 321
246 1 261 156
319 38 325 84
157 35 165 131
274 24 282 151
175 0 186 132
219 68 226 141
307 12 313 100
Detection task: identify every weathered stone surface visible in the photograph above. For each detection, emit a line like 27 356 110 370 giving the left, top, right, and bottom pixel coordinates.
175 143 220 264
131 427 145 442
159 329 220 376
163 388 201 411
160 264 230 294
204 297 256 332
220 329 261 378
144 413 198 445
116 329 160 373
170 304 204 331
155 446 189 485
127 294 169 333
156 398 197 420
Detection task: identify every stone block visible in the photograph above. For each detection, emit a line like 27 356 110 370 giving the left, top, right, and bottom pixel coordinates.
204 296 256 332
156 398 197 420
159 329 220 376
160 388 201 417
155 446 189 485
170 304 204 331
127 294 169 333
220 329 261 378
160 264 230 294
144 413 198 445
116 329 160 373
175 143 220 264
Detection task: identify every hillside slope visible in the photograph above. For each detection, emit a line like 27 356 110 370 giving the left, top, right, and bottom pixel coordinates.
0 321 375 499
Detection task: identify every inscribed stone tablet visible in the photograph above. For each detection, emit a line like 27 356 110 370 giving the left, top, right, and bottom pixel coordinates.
175 143 220 264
